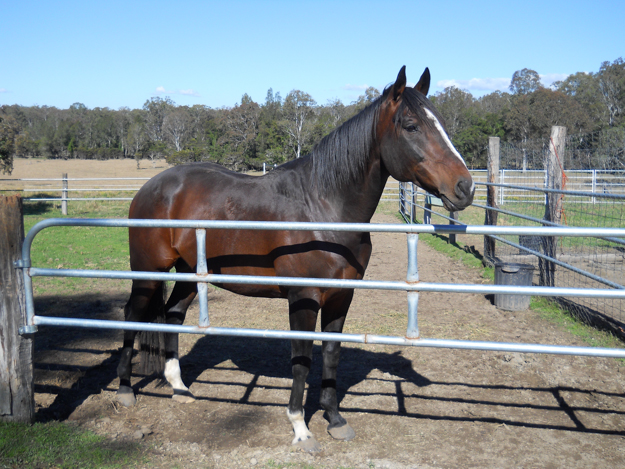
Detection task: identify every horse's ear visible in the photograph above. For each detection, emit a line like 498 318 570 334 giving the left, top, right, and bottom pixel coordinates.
415 67 430 96
392 66 407 101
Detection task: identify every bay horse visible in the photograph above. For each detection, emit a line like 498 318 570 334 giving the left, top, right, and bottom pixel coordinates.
117 66 474 452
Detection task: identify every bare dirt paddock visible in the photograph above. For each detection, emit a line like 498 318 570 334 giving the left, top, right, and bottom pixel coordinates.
10 159 625 467
28 202 625 468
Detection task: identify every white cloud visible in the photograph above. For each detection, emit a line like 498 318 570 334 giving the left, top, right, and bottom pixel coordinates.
540 73 568 88
154 86 201 97
342 84 369 91
437 77 510 92
0 88 8 93
436 73 570 94
180 88 200 97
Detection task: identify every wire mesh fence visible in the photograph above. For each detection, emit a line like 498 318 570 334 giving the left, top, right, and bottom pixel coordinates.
400 179 625 337
478 184 625 333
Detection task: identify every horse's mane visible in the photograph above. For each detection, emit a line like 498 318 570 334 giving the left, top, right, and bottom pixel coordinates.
310 94 381 195
310 86 442 196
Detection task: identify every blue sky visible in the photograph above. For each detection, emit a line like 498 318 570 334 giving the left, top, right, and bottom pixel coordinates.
1 0 623 110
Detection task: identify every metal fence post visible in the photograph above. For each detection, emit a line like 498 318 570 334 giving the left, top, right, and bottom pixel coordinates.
195 229 210 327
406 233 419 339
61 173 68 215
448 211 458 244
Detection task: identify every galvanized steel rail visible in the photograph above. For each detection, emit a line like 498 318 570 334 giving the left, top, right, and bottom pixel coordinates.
17 217 625 358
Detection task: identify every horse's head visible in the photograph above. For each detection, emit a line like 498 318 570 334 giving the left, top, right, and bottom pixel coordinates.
377 66 474 212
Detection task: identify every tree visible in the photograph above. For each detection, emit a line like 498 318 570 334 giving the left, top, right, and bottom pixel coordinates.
282 90 316 159
220 94 261 168
0 114 18 174
556 72 607 129
453 113 505 168
143 96 175 143
431 86 474 139
163 107 191 152
351 86 381 113
597 58 625 127
477 91 512 115
509 68 542 95
529 88 591 136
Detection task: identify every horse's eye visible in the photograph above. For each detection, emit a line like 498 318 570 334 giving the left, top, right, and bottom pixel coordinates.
404 124 418 132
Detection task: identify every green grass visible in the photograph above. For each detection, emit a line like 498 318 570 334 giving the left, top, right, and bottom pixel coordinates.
389 206 495 282
530 296 624 350
0 421 145 469
23 195 132 295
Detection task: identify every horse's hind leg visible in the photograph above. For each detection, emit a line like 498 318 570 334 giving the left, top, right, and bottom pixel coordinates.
286 289 321 453
117 279 162 407
163 265 198 403
320 290 356 441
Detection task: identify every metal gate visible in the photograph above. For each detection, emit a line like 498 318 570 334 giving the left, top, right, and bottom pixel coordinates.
17 217 625 358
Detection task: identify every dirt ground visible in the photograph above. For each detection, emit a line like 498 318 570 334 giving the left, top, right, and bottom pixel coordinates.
29 202 625 468
7 157 171 179
8 158 625 467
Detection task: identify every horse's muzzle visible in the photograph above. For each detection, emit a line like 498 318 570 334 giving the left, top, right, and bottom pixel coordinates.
441 177 474 211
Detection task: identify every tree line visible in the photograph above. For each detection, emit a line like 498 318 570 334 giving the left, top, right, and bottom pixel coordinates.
1 57 623 174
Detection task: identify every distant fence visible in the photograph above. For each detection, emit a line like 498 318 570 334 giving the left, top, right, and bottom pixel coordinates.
0 174 149 211
470 169 625 204
1 173 403 214
0 175 148 197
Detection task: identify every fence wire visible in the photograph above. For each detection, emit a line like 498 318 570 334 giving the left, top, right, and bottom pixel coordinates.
399 179 625 337
482 185 625 332
499 127 625 172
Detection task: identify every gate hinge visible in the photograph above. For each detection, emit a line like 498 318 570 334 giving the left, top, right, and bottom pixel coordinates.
14 259 30 268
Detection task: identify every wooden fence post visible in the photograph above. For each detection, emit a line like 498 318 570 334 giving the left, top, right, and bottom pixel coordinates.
0 195 35 423
540 126 566 287
484 137 500 264
61 173 68 216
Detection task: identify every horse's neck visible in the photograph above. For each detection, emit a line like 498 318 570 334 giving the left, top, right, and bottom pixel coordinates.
343 158 389 223
319 155 390 224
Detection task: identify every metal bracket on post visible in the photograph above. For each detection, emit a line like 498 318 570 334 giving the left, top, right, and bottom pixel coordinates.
406 233 419 339
195 229 210 328
13 259 38 335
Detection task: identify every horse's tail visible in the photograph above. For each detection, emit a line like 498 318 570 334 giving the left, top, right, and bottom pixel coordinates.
137 282 167 375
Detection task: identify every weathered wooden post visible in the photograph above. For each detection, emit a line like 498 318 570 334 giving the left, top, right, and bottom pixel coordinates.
0 195 35 423
61 172 68 215
540 126 566 287
484 137 500 264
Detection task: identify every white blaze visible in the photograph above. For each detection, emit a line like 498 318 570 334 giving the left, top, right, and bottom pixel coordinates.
424 108 468 170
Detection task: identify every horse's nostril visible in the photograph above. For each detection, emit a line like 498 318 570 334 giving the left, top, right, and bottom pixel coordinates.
455 178 473 199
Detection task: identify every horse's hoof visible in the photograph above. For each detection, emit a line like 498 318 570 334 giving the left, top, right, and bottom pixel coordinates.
117 386 136 407
293 435 321 453
172 390 196 404
328 423 355 441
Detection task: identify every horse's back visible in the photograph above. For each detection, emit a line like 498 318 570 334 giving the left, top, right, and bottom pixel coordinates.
127 161 322 276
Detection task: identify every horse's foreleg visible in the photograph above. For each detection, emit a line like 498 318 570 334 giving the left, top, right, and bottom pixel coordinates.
287 291 321 452
163 279 198 403
320 290 356 441
117 280 160 407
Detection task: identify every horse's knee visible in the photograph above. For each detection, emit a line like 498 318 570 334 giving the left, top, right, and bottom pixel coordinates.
322 341 341 368
292 361 311 380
